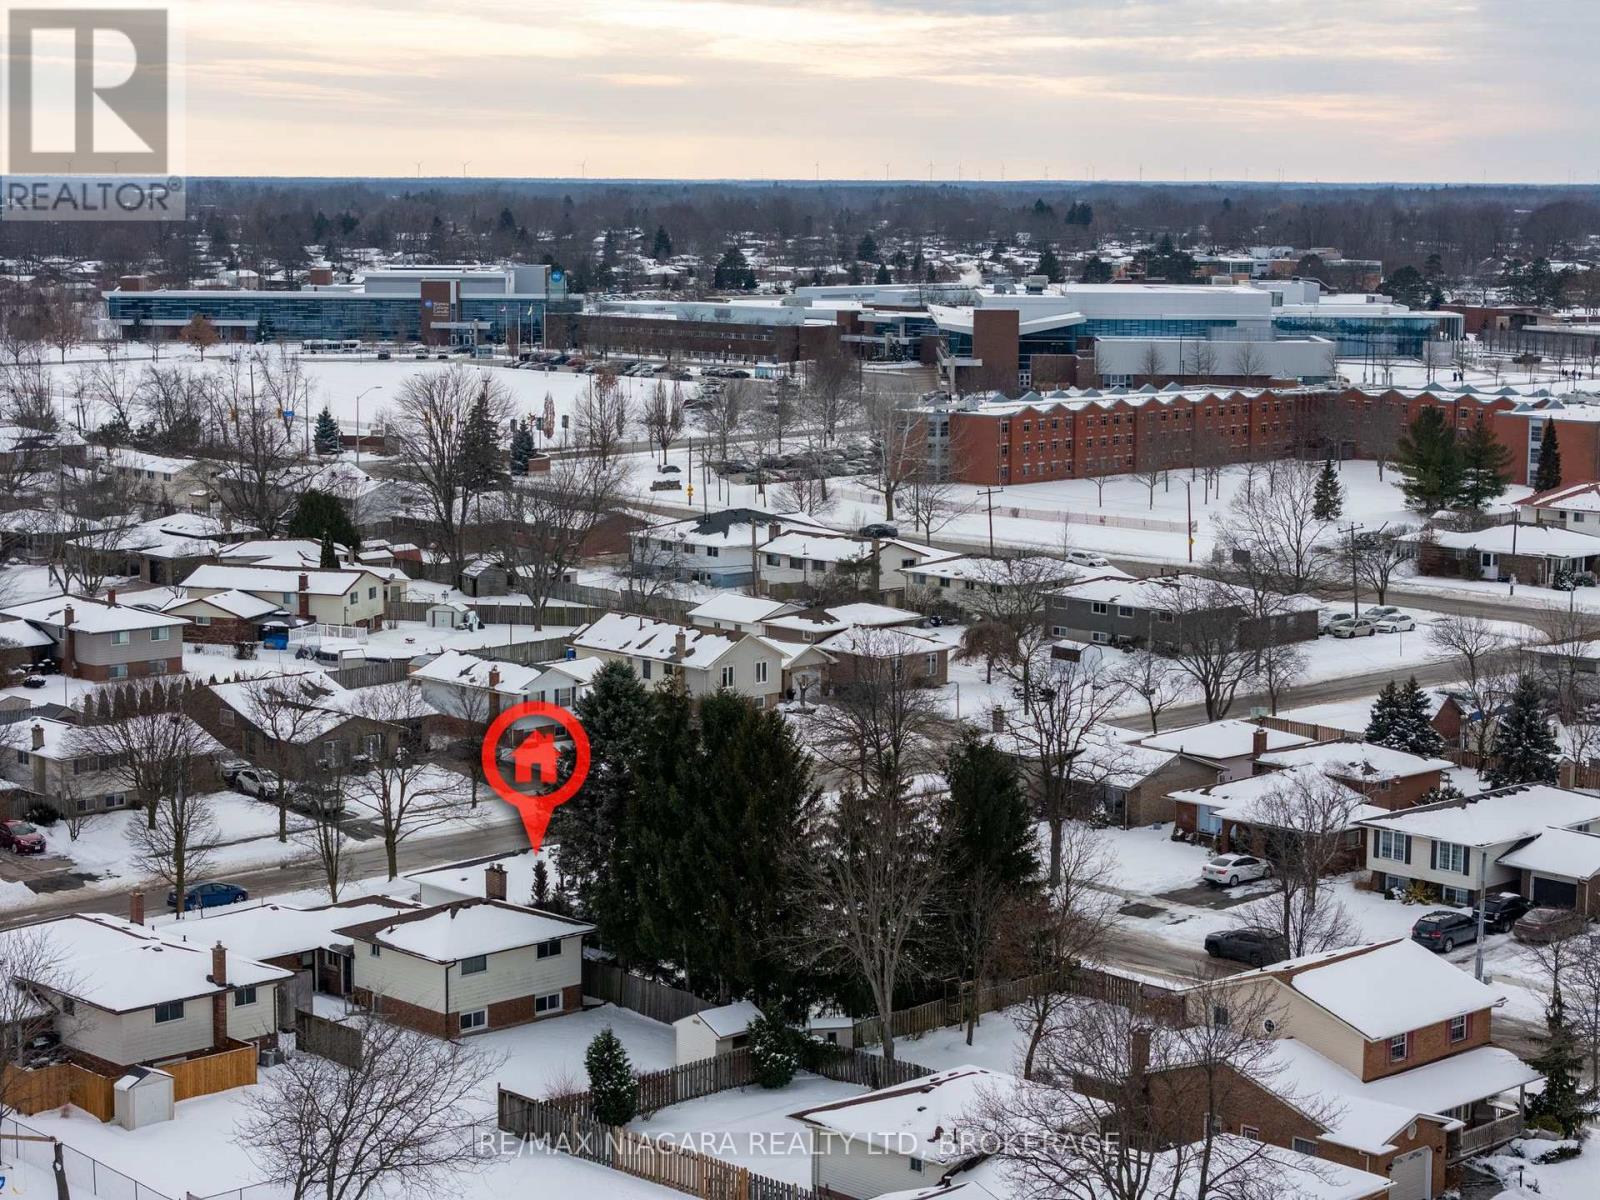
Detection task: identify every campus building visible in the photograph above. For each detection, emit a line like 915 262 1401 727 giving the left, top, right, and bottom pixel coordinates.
105 264 568 346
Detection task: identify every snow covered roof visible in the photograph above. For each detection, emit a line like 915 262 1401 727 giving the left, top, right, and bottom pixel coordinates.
160 898 420 963
1274 689 1452 736
1072 724 1178 787
216 538 331 563
760 530 928 563
1 594 187 634
763 603 921 637
1361 783 1600 847
162 588 282 621
405 849 557 904
1141 719 1311 762
181 564 368 597
410 648 542 696
1498 827 1600 880
790 1066 1022 1165
0 913 291 1013
334 899 593 962
1519 480 1600 514
687 595 799 625
1256 740 1451 781
681 1000 763 1038
815 626 948 658
904 554 1123 586
571 613 760 670
0 619 54 648
644 507 831 548
1171 765 1384 828
1260 939 1506 1040
1423 522 1600 557
209 672 352 740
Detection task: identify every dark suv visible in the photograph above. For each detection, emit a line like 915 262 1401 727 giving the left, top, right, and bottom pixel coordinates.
1203 927 1288 968
1411 910 1478 953
1476 893 1533 934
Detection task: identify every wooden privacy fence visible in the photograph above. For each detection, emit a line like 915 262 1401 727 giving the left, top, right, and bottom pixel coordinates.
169 1041 257 1102
3 1061 115 1121
295 1009 363 1068
850 965 1186 1047
584 960 713 1025
498 1087 816 1200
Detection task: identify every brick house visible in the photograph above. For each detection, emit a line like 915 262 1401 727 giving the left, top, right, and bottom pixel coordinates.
1171 764 1381 870
1192 939 1540 1199
1253 741 1452 812
1498 827 1600 916
334 895 594 1038
1 714 222 817
1415 521 1600 587
199 673 410 781
158 588 285 645
0 593 186 681
1046 575 1318 652
814 626 948 689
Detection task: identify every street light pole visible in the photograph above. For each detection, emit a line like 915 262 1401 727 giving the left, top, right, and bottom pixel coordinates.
1338 521 1364 617
353 386 382 468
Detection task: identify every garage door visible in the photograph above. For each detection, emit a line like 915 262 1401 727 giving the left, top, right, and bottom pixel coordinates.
1389 1148 1431 1200
1533 876 1579 908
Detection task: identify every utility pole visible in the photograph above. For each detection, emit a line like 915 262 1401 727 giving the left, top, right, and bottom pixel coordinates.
977 486 1003 556
1473 850 1488 981
1338 521 1364 616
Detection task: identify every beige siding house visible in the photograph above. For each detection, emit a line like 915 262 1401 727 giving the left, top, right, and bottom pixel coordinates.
570 612 804 708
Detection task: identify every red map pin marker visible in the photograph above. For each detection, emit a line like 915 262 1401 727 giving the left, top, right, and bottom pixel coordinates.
480 701 591 852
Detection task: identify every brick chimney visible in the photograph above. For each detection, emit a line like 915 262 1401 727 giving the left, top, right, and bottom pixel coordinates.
1129 1025 1152 1080
298 573 311 619
990 706 1005 734
1251 726 1268 759
128 891 144 926
210 942 229 1050
60 605 75 677
30 723 43 750
106 588 117 606
768 522 782 540
487 667 502 720
485 864 508 902
673 631 687 659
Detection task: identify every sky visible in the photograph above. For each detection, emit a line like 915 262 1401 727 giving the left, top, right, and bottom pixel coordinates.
154 0 1600 181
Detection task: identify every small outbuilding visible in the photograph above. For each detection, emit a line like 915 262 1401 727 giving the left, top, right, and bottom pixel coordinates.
673 1000 763 1065
114 1065 175 1130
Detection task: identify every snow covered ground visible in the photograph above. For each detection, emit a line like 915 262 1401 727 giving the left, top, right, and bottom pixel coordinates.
1476 1136 1599 1200
488 1003 676 1102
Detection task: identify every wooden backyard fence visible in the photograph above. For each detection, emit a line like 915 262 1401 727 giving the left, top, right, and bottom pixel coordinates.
169 1042 257 1102
295 1009 363 1068
583 960 713 1025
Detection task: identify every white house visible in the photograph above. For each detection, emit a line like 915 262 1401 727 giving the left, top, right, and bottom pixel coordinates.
1361 784 1600 906
0 914 290 1071
631 507 834 587
406 853 557 908
335 899 594 1037
755 530 939 602
569 612 804 708
687 594 800 635
901 554 1125 613
673 999 763 1064
1139 720 1313 784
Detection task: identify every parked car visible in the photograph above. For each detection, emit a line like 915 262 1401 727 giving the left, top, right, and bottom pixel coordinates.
0 820 45 855
167 881 249 911
657 463 681 474
1316 608 1352 633
1066 549 1110 568
20 675 46 689
1512 906 1586 944
1201 853 1270 887
1475 892 1534 934
232 767 282 798
1204 927 1288 968
1374 615 1417 633
1331 618 1381 639
858 522 899 539
1411 909 1478 952
1363 605 1405 622
219 758 253 788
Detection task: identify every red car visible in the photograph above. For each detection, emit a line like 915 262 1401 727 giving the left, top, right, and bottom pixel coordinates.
0 820 45 855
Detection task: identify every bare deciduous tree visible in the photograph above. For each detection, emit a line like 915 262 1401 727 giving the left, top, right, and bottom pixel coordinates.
572 367 630 467
343 684 456 878
1428 613 1518 759
1114 649 1187 733
500 454 627 629
236 1010 501 1200
69 698 219 830
128 783 219 919
641 378 684 466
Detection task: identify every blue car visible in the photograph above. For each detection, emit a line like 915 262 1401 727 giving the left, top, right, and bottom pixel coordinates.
167 882 249 911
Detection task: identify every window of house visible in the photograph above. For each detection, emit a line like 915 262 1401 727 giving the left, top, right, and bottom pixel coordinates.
1117 605 1134 618
755 661 768 684
641 661 652 680
765 554 779 566
461 955 487 976
234 986 258 1006
1291 1137 1319 1156
194 614 211 626
111 630 130 646
536 939 562 959
1211 1005 1230 1029
13 750 24 766
720 665 735 688
155 1000 185 1023
534 992 563 1015
460 1009 487 1032
1092 631 1110 644
1449 1013 1469 1042
109 665 128 679
61 998 74 1015
1440 885 1469 906
105 792 126 808
149 626 170 642
1433 841 1468 873
908 1158 925 1174
1388 1032 1409 1062
148 660 167 676
369 943 381 957
1091 602 1109 615
925 654 938 675
1239 1126 1260 1141
368 587 377 599
1373 829 1408 862
706 546 719 558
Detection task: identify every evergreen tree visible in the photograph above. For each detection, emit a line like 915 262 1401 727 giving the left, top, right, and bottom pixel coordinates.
941 732 1037 889
1534 421 1562 492
286 489 359 553
1364 680 1400 747
1526 983 1592 1137
1379 265 1427 308
312 405 341 456
1079 255 1112 283
585 1028 638 1126
713 246 756 290
749 1011 802 1089
873 263 892 285
1390 677 1445 756
509 419 535 475
855 232 880 262
1458 414 1512 511
1393 407 1461 513
318 535 337 569
1312 459 1344 520
651 225 672 260
1036 243 1064 283
1484 676 1559 788
459 384 506 492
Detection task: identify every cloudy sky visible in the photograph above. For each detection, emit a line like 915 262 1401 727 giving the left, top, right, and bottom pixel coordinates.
172 0 1596 181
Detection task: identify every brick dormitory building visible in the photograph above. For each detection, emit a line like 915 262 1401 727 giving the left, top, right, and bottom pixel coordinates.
902 383 1600 487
